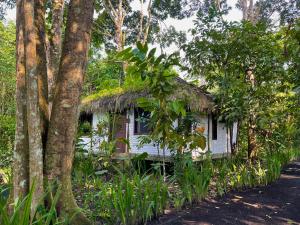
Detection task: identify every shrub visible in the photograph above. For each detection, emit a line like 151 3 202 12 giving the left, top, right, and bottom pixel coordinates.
174 153 213 204
0 184 65 225
0 115 15 168
80 170 169 225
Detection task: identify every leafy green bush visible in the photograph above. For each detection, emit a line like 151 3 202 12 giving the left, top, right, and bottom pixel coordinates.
81 170 168 225
0 184 65 225
213 148 300 195
74 146 299 224
174 153 213 204
0 115 15 168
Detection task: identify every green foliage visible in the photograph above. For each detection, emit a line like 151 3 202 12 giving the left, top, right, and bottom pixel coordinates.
0 21 16 169
118 44 206 155
92 0 192 52
0 21 16 116
184 4 300 158
0 115 15 168
213 148 300 196
174 153 213 204
73 137 299 224
82 74 148 104
83 53 121 97
77 169 168 225
0 184 65 225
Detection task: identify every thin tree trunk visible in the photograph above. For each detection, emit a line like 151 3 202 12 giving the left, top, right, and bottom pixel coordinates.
24 0 44 212
137 0 144 42
48 0 64 108
248 116 257 159
240 0 248 20
248 0 254 23
45 0 94 223
236 120 240 153
229 125 235 155
142 0 152 45
162 145 166 182
13 0 29 200
35 0 49 150
246 68 257 159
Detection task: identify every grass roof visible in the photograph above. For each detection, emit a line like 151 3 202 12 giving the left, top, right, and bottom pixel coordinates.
81 77 214 113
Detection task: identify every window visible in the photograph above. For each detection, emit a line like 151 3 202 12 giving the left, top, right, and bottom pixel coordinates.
134 108 150 135
177 113 193 135
79 112 93 135
212 114 218 140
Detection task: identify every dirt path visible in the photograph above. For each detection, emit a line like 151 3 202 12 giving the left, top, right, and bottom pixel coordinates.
151 161 300 225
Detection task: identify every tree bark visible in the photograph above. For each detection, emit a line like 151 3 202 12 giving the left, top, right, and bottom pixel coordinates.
248 117 257 159
137 0 144 42
24 0 44 212
45 0 94 223
229 125 235 155
13 0 29 200
48 0 64 108
246 69 258 159
35 0 49 150
142 0 152 45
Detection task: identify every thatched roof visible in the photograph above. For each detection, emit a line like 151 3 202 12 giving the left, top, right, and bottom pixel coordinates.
81 77 214 113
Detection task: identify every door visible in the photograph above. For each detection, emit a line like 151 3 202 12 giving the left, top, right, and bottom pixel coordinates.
111 111 127 153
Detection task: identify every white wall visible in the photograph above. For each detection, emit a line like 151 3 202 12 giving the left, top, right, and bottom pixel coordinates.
82 110 236 157
191 115 229 157
80 113 109 154
211 121 228 154
128 109 172 156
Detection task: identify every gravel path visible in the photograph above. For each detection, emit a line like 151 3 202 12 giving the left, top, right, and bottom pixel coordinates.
151 161 300 225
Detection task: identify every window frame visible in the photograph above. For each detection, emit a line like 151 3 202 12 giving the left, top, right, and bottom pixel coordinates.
134 108 151 135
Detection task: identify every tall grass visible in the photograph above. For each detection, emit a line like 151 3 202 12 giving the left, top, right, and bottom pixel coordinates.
80 170 169 225
173 153 213 204
75 147 299 224
0 184 64 225
213 148 300 195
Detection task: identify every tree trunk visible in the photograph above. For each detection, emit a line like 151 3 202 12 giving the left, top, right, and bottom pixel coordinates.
248 116 257 159
137 0 144 42
24 0 44 212
229 125 235 155
48 0 64 108
35 0 49 150
45 0 94 223
246 68 257 159
142 0 152 45
13 0 29 200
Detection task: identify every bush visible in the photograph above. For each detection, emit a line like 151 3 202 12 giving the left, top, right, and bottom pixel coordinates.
174 153 213 204
80 170 169 225
0 115 15 168
213 148 300 195
0 184 65 225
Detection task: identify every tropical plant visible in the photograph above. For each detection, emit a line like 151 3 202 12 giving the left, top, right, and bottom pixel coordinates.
117 43 206 179
0 184 64 225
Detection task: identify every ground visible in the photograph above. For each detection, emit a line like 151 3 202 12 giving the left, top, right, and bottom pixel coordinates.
151 161 300 225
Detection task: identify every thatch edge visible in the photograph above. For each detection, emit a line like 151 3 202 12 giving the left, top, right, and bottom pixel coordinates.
80 77 215 113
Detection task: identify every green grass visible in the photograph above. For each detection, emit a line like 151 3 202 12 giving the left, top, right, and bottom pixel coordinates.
81 76 149 104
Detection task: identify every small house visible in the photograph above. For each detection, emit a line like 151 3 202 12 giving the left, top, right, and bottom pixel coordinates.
79 77 238 161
